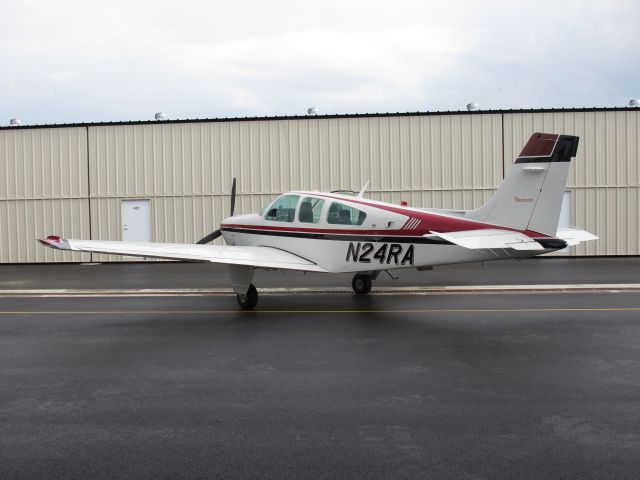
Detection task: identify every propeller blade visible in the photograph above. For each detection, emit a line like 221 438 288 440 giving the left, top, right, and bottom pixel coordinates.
196 229 222 245
230 177 237 217
196 177 236 244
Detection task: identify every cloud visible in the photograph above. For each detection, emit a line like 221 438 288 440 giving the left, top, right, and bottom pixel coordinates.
0 0 638 124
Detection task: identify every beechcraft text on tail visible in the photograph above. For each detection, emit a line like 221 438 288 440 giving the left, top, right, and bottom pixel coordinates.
40 132 597 309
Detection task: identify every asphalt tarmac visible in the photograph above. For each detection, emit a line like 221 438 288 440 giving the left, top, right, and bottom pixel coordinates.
1 259 640 479
0 256 639 290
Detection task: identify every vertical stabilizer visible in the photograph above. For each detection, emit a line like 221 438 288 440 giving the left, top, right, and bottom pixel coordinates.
466 133 579 236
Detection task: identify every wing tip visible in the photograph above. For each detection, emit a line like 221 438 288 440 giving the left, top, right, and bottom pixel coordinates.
38 235 70 250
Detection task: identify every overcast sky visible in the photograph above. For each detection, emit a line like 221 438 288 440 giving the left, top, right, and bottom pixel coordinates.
1 0 638 125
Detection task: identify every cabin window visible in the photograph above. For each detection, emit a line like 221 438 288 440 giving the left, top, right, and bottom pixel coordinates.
264 195 300 222
327 202 366 226
298 197 325 224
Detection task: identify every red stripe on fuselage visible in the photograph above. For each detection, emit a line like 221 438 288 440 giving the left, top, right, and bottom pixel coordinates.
221 224 422 236
221 223 547 239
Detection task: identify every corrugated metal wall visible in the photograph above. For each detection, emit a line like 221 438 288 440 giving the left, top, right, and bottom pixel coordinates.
0 127 90 262
87 115 502 261
504 110 640 255
0 109 638 262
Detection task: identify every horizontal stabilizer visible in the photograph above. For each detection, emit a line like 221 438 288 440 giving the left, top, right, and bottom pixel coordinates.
555 227 598 246
429 229 545 251
39 236 329 272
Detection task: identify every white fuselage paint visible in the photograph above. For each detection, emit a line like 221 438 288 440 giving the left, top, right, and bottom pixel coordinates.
220 192 549 274
223 230 505 273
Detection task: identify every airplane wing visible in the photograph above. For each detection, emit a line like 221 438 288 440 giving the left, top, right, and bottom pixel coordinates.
428 229 546 251
39 236 329 272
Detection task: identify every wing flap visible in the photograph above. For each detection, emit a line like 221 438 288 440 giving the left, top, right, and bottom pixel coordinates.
39 236 328 272
429 229 545 251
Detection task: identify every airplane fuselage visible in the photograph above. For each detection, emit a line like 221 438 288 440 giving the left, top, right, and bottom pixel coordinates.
220 191 555 274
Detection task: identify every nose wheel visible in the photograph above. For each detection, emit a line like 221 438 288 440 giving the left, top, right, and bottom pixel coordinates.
352 274 372 295
236 284 259 309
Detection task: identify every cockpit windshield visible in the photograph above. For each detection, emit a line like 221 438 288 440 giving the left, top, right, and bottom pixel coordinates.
258 198 275 216
261 195 300 222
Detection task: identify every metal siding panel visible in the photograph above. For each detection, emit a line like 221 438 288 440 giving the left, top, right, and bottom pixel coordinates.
567 187 640 257
503 110 640 189
504 110 640 255
88 109 640 259
0 127 87 200
3 110 638 263
0 199 90 262
358 118 373 192
89 198 123 262
304 119 317 191
367 118 383 193
282 122 306 190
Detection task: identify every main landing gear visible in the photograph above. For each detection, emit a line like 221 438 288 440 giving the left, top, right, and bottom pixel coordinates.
351 273 372 295
236 284 258 309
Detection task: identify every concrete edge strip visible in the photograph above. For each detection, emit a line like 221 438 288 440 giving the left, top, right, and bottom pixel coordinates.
0 284 639 297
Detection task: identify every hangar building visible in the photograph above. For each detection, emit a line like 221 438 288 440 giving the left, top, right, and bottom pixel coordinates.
0 107 638 263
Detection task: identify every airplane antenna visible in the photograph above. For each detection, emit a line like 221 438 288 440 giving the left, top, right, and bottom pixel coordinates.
356 180 370 198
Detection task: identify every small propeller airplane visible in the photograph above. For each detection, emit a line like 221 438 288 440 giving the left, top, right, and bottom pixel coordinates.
40 132 597 309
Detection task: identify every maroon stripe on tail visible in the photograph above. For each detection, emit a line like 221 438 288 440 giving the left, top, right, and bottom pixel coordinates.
515 133 579 164
518 132 558 157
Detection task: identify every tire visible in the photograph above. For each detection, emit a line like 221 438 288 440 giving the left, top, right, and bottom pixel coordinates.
352 274 372 295
236 284 259 309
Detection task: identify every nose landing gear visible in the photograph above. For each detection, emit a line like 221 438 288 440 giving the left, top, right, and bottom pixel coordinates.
351 274 372 295
236 284 259 309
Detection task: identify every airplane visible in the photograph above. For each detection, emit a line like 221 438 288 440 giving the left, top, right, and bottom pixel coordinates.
40 132 597 309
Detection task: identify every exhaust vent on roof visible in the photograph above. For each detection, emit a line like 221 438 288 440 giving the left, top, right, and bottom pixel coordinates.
155 112 168 121
9 118 22 126
466 102 479 111
630 99 640 107
307 107 319 116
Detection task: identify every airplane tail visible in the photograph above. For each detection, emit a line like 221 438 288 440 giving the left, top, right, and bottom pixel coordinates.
465 132 579 236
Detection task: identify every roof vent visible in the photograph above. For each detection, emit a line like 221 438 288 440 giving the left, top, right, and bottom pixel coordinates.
630 99 640 107
9 118 22 126
154 112 168 121
307 107 319 116
466 102 479 111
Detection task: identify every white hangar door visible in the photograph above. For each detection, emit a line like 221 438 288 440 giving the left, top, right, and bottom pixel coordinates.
121 199 152 242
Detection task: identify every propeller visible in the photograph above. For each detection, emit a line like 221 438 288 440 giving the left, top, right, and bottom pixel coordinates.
196 177 237 244
230 177 236 217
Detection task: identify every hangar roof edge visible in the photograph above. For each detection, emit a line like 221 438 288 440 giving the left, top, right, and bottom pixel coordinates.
1 106 638 131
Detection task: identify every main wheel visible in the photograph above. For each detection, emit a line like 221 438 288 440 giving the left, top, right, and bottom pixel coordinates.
236 284 259 309
352 274 372 295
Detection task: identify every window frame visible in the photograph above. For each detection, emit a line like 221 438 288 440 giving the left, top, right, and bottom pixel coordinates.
297 196 326 224
263 194 301 223
326 201 367 226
